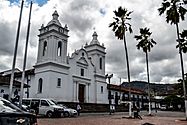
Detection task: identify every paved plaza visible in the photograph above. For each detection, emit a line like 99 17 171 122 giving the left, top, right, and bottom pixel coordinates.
38 111 187 125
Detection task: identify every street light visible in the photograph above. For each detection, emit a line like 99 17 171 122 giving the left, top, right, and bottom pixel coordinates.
105 74 113 115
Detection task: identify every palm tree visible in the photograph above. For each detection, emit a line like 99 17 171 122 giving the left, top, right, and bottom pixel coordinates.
135 27 156 115
158 0 187 120
109 6 133 117
177 30 187 53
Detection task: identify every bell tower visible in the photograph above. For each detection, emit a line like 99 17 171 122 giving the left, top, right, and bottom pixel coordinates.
36 10 69 65
84 31 106 76
33 11 70 99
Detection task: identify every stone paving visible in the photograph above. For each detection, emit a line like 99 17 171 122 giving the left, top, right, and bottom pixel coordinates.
38 113 187 125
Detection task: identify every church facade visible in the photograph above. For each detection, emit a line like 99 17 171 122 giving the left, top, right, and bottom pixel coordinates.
29 10 108 104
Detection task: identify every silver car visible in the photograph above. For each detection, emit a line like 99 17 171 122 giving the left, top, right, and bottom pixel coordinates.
50 100 77 117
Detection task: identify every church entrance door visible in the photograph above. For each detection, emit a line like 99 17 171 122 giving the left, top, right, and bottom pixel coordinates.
78 84 85 103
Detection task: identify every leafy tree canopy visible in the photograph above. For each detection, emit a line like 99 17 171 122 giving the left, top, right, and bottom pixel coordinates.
109 6 133 40
158 0 187 24
134 27 156 53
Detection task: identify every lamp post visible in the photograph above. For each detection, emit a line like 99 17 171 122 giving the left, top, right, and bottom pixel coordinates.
105 74 113 115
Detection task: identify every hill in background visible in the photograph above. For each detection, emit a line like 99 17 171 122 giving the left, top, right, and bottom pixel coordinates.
122 81 175 96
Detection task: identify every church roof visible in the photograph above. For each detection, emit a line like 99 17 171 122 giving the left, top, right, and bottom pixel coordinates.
0 76 30 88
90 31 100 45
47 10 62 26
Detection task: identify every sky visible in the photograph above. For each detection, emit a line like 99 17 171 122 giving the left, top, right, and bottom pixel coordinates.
0 0 187 84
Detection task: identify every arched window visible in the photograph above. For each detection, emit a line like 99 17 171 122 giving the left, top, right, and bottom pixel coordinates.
38 78 43 93
101 86 103 93
81 68 84 76
99 57 102 69
57 41 62 56
43 41 47 56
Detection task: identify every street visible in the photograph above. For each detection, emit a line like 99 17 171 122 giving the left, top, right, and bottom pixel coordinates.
38 111 187 125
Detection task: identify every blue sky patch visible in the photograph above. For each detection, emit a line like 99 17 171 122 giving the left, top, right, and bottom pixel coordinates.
8 0 48 6
33 0 48 6
99 8 106 16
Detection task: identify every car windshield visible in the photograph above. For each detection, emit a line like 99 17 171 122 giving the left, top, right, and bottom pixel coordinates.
49 100 68 108
47 100 56 105
0 98 22 113
62 105 67 108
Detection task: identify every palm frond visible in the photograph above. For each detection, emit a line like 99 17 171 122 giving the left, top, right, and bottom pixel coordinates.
134 35 142 40
135 27 156 53
158 1 170 15
183 0 187 4
178 29 187 53
179 6 187 20
109 22 115 28
129 26 133 33
109 6 133 40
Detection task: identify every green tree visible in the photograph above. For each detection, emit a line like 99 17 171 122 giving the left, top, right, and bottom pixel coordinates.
164 95 184 110
158 0 187 120
174 78 187 96
109 6 133 117
134 27 156 115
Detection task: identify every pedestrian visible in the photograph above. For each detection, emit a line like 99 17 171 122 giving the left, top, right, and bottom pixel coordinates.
14 89 18 97
77 103 81 116
0 89 4 97
31 102 39 115
136 106 142 119
134 106 142 119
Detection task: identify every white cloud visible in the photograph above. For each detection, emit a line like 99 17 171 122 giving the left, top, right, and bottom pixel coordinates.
0 0 187 84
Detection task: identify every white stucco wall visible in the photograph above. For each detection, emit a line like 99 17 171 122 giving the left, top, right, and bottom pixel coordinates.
26 11 108 104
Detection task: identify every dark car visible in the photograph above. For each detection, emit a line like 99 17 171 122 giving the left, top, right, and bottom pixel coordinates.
0 97 37 125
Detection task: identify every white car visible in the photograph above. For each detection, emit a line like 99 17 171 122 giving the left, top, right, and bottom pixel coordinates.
50 100 77 117
160 105 167 110
60 104 77 117
22 98 64 118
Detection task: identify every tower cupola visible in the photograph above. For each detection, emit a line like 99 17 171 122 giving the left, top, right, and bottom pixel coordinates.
90 31 100 45
47 10 61 26
52 10 59 20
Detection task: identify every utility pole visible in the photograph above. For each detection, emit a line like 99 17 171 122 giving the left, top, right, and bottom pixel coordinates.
119 77 122 102
9 0 24 101
106 74 113 115
19 1 32 108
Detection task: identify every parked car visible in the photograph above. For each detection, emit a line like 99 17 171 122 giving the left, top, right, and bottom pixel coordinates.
51 100 77 117
60 104 78 117
0 97 37 125
22 98 64 118
160 105 167 110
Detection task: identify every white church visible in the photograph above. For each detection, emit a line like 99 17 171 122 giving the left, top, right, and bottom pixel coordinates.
14 10 108 104
0 10 149 110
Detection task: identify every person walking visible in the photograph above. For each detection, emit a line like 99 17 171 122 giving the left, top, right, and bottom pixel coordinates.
136 106 142 119
77 103 81 116
134 106 142 119
0 89 4 98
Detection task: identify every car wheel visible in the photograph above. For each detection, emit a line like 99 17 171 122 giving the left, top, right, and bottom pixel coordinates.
46 111 53 118
64 112 70 117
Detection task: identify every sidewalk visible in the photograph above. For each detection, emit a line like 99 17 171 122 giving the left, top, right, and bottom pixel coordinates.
38 111 187 125
80 112 187 125
80 111 187 125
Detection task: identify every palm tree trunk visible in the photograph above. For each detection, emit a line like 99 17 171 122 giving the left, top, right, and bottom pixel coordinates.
175 23 187 120
123 33 132 117
146 51 151 115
